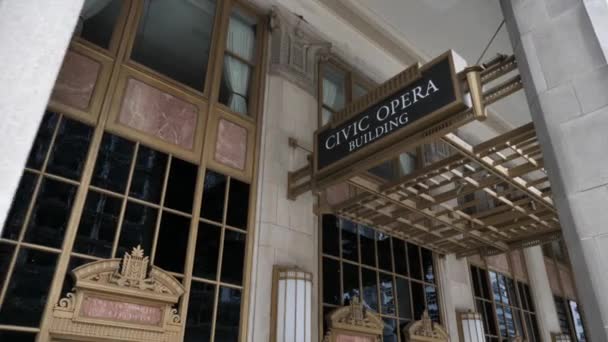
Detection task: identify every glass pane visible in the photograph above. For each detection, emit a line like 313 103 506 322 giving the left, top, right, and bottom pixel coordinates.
421 248 435 284
165 157 197 213
513 308 524 339
411 281 425 320
569 301 587 342
0 242 15 286
498 274 510 305
322 64 345 111
353 82 368 100
396 277 412 319
471 266 483 298
392 238 407 276
531 313 541 342
92 133 135 193
215 287 241 342
342 262 359 305
221 229 246 285
425 285 440 323
490 272 501 302
361 268 378 311
2 172 38 240
376 232 392 272
219 12 257 116
131 0 217 90
46 118 93 180
0 248 57 326
382 318 398 342
184 281 215 342
380 273 395 315
507 277 519 308
193 222 221 280
226 179 250 229
61 256 92 297
225 12 257 61
322 215 340 257
321 107 333 126
340 219 358 262
497 305 507 337
220 58 252 115
201 170 227 223
323 257 340 305
398 152 417 177
484 301 498 335
407 243 422 280
26 111 59 170
74 191 121 257
154 212 190 273
24 178 78 248
129 145 167 204
359 225 376 267
480 268 491 300
555 296 571 334
0 331 36 342
117 202 157 257
77 0 123 49
504 305 516 337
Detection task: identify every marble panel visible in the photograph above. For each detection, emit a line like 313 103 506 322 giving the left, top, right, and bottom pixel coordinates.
215 118 247 170
544 259 563 296
80 296 162 326
486 253 510 275
510 250 527 281
559 267 576 300
118 78 197 149
51 50 100 110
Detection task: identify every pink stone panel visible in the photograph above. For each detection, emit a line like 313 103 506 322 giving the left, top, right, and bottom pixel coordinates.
486 253 510 275
215 119 247 170
467 254 484 266
51 51 100 110
544 258 563 296
336 334 374 342
325 182 351 206
510 250 527 281
80 296 162 326
119 78 197 149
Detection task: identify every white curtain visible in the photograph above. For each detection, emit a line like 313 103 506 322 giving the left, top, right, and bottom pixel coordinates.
322 78 339 124
223 16 255 115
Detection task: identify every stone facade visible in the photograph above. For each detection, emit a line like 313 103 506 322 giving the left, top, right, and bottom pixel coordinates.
501 0 608 340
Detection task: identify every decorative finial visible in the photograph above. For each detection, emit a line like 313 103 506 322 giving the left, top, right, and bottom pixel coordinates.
131 245 145 258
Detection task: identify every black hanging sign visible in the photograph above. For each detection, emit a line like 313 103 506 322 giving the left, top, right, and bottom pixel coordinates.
315 52 463 172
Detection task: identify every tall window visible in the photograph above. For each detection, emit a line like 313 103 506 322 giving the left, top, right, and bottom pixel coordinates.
470 266 540 342
321 215 441 342
0 0 265 340
219 10 259 116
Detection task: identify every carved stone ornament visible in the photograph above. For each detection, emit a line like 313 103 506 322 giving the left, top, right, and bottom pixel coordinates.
269 4 332 96
323 297 384 342
49 246 185 342
403 310 449 342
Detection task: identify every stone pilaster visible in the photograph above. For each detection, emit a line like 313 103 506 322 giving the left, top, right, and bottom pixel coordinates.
501 0 608 340
0 0 85 236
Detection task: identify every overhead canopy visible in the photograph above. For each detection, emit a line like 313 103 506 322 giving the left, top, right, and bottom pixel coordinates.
288 54 561 257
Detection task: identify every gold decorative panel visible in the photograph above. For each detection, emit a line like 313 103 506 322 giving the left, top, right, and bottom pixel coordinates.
49 246 184 342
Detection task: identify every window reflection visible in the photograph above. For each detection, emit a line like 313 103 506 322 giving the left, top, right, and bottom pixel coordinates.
131 0 217 90
76 0 123 49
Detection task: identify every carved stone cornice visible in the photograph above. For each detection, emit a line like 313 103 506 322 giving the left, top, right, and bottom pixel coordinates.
269 5 331 96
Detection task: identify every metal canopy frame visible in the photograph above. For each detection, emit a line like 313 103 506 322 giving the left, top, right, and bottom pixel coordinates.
288 54 562 257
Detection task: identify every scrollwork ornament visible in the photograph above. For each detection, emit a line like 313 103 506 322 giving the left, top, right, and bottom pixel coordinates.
170 308 181 324
57 292 75 310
